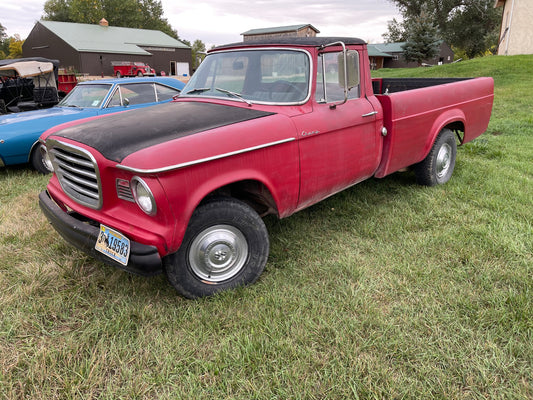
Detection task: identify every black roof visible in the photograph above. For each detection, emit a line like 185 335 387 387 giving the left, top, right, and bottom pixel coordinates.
0 57 60 68
0 57 60 80
213 37 366 51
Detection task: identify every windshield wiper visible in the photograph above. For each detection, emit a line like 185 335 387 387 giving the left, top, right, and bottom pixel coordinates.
185 87 210 95
215 87 252 106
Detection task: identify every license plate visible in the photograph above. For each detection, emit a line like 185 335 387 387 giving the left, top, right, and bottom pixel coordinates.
95 224 130 266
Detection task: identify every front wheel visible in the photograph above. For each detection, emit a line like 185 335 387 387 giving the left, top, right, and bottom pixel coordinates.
415 128 457 186
31 143 53 174
164 197 269 299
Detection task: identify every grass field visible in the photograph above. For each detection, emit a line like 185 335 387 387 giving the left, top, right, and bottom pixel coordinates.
0 55 531 399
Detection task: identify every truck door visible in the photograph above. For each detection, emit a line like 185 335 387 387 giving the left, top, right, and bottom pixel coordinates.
295 49 382 210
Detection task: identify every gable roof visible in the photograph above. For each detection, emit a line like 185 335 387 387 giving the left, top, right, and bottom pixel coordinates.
37 20 189 55
371 42 407 54
367 45 394 58
216 37 365 51
242 24 320 36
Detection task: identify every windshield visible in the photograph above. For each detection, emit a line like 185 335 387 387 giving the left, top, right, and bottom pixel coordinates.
183 49 310 104
58 84 112 108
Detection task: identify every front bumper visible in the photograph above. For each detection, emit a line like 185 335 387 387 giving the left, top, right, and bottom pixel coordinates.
39 190 163 276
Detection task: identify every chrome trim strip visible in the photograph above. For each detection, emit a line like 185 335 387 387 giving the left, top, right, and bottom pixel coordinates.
116 137 296 174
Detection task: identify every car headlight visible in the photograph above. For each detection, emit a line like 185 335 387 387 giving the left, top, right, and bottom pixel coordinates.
131 177 157 215
39 144 54 172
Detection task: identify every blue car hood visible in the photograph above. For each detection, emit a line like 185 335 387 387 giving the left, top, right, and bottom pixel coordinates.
0 106 99 165
0 107 89 127
0 107 100 142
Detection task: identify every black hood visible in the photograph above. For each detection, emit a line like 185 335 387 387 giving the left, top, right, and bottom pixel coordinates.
54 102 275 162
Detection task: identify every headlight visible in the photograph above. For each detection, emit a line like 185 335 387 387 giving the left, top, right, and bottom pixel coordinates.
39 144 54 172
131 177 157 215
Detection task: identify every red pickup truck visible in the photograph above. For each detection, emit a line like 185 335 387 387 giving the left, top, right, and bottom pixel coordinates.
39 37 494 298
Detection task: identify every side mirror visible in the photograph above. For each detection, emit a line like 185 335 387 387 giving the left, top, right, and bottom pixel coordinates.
123 98 130 107
338 50 360 89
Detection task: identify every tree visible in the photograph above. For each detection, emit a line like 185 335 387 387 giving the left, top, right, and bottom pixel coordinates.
402 15 440 65
385 0 501 58
7 35 24 59
383 18 406 43
191 39 206 70
0 25 24 59
445 1 501 56
42 0 179 39
0 22 10 59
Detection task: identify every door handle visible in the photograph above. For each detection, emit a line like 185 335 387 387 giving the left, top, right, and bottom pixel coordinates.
362 111 378 117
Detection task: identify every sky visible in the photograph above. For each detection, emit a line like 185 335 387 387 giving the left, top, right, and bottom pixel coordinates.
3 0 402 47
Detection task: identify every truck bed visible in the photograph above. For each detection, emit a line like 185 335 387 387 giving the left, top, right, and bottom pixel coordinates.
372 77 494 178
372 77 471 95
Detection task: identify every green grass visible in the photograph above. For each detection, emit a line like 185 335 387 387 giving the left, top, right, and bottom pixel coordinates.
1 55 532 399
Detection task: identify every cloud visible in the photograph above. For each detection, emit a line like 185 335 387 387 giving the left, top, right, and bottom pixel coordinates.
162 0 400 46
3 0 400 47
2 0 44 38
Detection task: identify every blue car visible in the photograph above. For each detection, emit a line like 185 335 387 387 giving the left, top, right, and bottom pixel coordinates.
0 76 184 173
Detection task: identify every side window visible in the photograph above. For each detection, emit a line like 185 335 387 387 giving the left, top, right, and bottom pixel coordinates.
316 51 360 103
155 83 181 101
118 83 157 105
107 87 123 107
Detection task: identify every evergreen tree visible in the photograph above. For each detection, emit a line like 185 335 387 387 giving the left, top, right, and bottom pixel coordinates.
402 15 440 65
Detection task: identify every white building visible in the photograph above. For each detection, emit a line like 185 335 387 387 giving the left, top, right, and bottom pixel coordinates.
495 0 533 55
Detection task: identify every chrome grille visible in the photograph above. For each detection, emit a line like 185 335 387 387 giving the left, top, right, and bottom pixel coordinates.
48 141 102 209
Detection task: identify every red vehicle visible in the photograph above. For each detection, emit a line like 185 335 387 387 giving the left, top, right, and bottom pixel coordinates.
57 72 78 96
39 37 494 298
112 61 156 78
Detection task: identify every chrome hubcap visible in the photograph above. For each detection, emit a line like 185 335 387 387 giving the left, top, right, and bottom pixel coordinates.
436 143 452 179
189 225 248 282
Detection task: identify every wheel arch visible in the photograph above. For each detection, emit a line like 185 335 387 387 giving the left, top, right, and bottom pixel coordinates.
424 109 465 159
168 173 282 254
28 140 42 163
201 179 279 218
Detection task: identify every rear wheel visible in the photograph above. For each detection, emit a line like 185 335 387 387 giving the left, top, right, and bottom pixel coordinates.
137 71 144 77
115 71 122 78
415 128 457 186
164 197 269 299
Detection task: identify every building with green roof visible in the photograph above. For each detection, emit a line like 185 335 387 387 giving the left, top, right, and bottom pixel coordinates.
23 20 192 77
370 42 454 69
